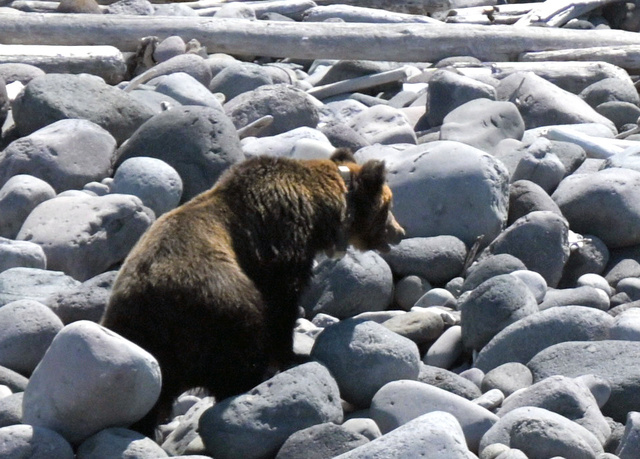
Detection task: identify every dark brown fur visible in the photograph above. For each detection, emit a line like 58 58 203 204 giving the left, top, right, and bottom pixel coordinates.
101 149 404 435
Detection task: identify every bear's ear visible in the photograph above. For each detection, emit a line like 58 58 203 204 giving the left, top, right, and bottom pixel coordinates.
330 148 356 164
358 160 386 194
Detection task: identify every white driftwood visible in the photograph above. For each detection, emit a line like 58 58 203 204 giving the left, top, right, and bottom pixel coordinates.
514 0 619 27
0 44 127 84
2 14 640 63
307 66 417 99
302 5 439 23
195 0 316 19
313 0 451 14
520 45 640 73
545 126 634 159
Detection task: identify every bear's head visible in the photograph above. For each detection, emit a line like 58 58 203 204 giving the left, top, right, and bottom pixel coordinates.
331 148 405 253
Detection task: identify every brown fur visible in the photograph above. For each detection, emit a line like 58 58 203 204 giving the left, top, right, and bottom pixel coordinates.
101 149 404 435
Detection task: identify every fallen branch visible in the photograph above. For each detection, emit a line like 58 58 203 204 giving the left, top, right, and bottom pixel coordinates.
0 44 126 84
302 4 439 23
514 0 620 27
2 14 640 63
307 66 417 99
520 45 640 73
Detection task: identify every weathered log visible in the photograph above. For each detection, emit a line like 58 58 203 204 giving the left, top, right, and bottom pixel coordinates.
520 45 640 73
195 0 317 19
2 14 640 63
0 44 127 84
302 5 440 23
313 0 451 14
307 66 417 99
514 0 619 27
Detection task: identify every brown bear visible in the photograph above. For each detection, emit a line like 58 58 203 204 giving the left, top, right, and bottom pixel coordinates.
100 148 404 435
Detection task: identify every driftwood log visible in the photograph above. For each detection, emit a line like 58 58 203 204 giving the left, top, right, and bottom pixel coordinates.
0 44 126 84
2 14 640 63
521 45 640 74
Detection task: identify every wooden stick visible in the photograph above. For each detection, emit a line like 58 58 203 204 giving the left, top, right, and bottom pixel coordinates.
520 45 640 73
514 0 619 27
307 66 417 99
2 14 640 63
0 44 126 84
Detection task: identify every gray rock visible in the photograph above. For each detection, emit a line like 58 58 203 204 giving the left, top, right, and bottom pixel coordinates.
12 73 155 144
423 325 464 369
528 340 640 422
473 388 504 412
602 146 640 174
224 84 320 137
370 379 498 452
426 68 497 127
482 362 533 397
0 175 55 239
382 309 444 344
539 286 610 311
440 99 524 153
579 77 640 108
107 0 154 14
334 411 477 459
508 179 563 227
415 288 457 308
604 245 640 287
76 427 168 458
616 277 640 301
479 406 603 459
300 249 394 319
511 140 566 194
510 269 547 303
596 101 640 131
575 374 612 409
479 211 570 288
199 362 342 459
0 424 74 459
462 254 528 293
114 105 244 203
386 141 509 248
474 306 614 372
22 320 162 444
0 392 22 428
0 119 116 193
0 238 46 273
349 104 417 145
111 157 183 217
209 62 273 101
497 72 616 133
153 72 223 109
560 234 610 288
0 63 45 85
341 418 381 441
0 267 80 308
311 319 420 407
0 300 63 376
617 411 640 459
17 194 153 281
162 397 214 456
275 422 369 459
380 236 467 285
417 363 482 400
460 274 539 351
45 271 117 324
0 367 27 393
393 275 429 310
153 36 186 63
241 127 333 159
143 53 213 87
611 308 640 340
499 375 611 444
552 167 640 249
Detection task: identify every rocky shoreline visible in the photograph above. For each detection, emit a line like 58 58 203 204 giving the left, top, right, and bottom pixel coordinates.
2 0 640 458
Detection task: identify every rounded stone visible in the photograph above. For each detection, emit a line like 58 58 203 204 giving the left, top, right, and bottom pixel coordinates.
22 321 162 444
310 319 421 407
0 300 63 376
481 362 533 397
111 157 183 216
0 424 74 459
0 175 56 239
115 105 243 203
76 427 168 458
386 141 509 248
12 73 155 144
